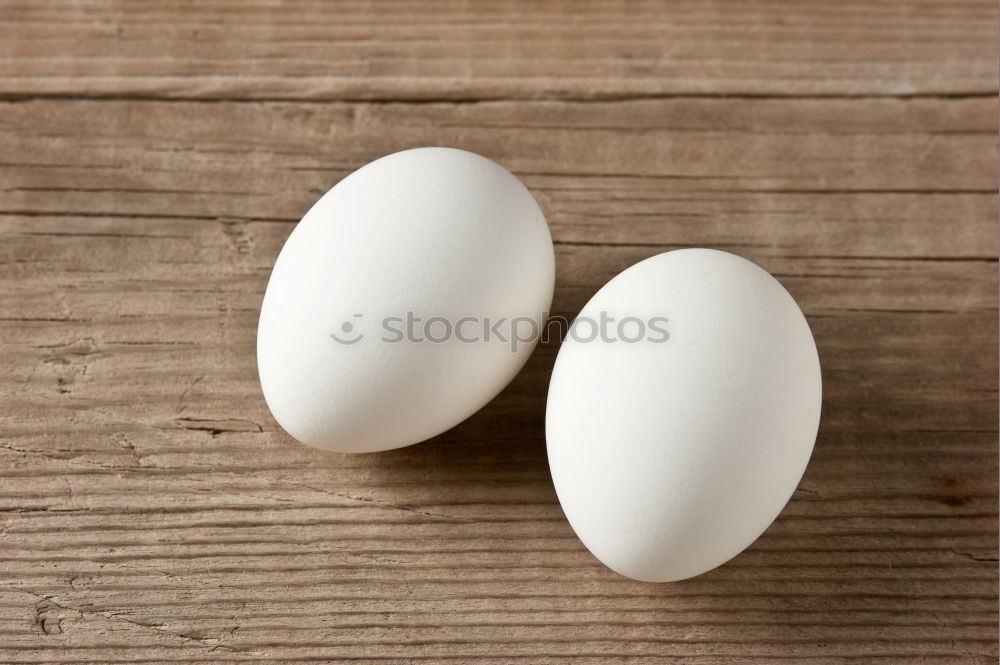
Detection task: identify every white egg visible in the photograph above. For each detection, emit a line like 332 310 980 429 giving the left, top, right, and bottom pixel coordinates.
258 148 554 453
546 249 821 582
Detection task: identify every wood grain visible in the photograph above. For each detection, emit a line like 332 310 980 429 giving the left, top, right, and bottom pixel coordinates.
0 1 997 663
1 0 996 100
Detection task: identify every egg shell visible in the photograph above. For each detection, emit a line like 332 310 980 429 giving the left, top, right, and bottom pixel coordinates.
546 249 822 582
258 148 554 453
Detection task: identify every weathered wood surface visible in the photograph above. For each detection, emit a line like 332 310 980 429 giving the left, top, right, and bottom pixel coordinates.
1 2 997 663
2 0 996 100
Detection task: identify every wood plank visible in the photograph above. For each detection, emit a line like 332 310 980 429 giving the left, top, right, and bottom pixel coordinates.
0 97 995 240
1 0 996 101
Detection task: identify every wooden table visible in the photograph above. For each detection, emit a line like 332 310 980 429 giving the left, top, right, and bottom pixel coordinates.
2 2 997 663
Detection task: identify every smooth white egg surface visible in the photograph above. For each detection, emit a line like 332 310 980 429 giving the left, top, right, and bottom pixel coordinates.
258 148 554 453
546 249 821 582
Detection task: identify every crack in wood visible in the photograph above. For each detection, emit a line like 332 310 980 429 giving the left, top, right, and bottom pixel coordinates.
6 586 240 652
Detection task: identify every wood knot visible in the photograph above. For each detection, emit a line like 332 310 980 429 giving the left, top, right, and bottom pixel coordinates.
34 601 63 635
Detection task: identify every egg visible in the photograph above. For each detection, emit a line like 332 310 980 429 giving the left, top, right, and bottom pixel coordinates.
258 148 554 453
546 249 821 582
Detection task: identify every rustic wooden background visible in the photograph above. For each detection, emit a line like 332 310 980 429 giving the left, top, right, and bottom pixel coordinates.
1 1 997 663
